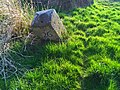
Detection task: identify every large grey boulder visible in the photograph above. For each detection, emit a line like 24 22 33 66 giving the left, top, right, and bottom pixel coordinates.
31 9 66 41
31 0 94 11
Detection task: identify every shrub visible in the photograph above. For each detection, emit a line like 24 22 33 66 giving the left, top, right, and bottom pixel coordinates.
0 0 34 36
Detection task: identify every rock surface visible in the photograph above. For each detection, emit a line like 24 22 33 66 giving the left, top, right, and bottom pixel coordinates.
31 0 94 11
31 9 66 41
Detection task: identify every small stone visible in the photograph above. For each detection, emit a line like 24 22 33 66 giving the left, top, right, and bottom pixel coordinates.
31 9 66 41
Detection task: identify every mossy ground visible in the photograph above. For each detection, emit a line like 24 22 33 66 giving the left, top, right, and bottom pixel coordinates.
1 1 120 90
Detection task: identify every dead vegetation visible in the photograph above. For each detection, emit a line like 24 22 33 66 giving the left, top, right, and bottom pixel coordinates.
0 0 34 86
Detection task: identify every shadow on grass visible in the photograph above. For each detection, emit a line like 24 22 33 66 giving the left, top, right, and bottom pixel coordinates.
81 73 109 90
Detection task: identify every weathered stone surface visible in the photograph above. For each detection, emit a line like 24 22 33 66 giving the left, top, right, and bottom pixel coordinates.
31 9 66 41
31 0 94 11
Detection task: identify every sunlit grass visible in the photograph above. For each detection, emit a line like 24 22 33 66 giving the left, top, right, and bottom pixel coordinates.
1 0 120 90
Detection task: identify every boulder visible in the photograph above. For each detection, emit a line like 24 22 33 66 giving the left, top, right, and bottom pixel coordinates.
31 0 94 11
31 9 66 41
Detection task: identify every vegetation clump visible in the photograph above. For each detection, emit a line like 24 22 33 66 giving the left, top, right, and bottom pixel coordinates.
1 0 120 90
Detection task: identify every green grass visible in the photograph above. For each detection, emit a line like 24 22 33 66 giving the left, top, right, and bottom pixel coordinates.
1 1 120 90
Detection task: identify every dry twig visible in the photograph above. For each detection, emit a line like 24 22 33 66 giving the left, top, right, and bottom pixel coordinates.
0 0 32 86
